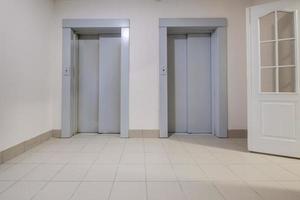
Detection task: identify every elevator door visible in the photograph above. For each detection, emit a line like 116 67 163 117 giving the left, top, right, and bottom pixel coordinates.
98 35 121 133
187 34 212 133
78 35 99 133
168 34 212 134
168 35 188 133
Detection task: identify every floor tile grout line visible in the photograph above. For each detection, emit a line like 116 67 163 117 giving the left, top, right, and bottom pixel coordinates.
68 143 101 200
210 180 235 200
276 163 300 179
242 179 267 200
107 136 127 200
164 140 190 200
143 137 149 200
0 180 18 196
29 161 70 200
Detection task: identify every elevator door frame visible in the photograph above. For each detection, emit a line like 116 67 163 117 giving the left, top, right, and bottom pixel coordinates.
159 18 228 138
62 19 130 138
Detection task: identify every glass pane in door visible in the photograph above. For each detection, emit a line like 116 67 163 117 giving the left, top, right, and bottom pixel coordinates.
260 42 276 66
260 12 275 41
261 68 276 92
278 11 294 39
278 40 295 66
279 67 295 92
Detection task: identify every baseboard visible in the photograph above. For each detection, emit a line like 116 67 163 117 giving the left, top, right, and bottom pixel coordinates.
128 129 160 138
0 130 55 164
228 129 247 138
52 129 62 138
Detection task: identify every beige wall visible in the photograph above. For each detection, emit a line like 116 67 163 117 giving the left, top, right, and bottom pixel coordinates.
0 0 285 152
252 0 278 5
51 0 253 131
0 0 54 151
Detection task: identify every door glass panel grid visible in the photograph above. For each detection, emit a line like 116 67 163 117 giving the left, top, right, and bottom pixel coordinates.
259 10 297 93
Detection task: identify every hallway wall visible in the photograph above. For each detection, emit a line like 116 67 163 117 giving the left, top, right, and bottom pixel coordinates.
0 0 54 151
0 0 282 151
51 0 252 131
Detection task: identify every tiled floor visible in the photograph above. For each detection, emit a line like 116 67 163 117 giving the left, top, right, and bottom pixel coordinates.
0 134 300 200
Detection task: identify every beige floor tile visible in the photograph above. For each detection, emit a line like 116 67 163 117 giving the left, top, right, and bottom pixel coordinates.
164 145 187 154
277 181 300 195
214 180 262 200
2 135 300 199
248 181 300 200
0 181 46 200
110 182 147 200
53 164 90 181
123 144 144 154
168 153 196 164
59 144 86 153
200 164 239 180
254 164 299 181
84 164 117 181
181 181 224 200
19 153 55 164
228 164 272 181
115 164 145 181
267 156 300 164
33 182 80 200
280 164 300 177
95 152 122 164
42 153 73 164
120 153 144 164
147 181 186 200
146 165 177 181
71 182 113 200
183 144 210 154
144 143 166 153
68 153 98 164
0 164 13 173
22 164 64 181
173 164 207 180
0 164 37 180
191 153 220 164
213 152 269 164
145 153 170 164
0 181 15 193
80 144 105 153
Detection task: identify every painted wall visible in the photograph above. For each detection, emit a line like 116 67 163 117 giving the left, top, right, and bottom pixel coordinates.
52 0 253 131
0 0 54 151
252 0 278 5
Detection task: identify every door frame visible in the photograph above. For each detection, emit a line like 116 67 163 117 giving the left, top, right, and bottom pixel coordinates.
159 18 228 138
61 19 130 138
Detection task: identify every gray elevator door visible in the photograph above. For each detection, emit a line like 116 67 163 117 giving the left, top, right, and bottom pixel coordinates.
168 34 212 134
98 35 121 133
168 35 188 133
187 34 212 133
78 35 99 133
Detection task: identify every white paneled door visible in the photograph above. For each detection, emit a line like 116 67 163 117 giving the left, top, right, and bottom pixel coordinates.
247 0 300 157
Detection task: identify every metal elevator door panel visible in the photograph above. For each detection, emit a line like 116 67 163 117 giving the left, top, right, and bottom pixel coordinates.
98 35 121 133
78 35 99 133
167 35 188 133
187 34 212 133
